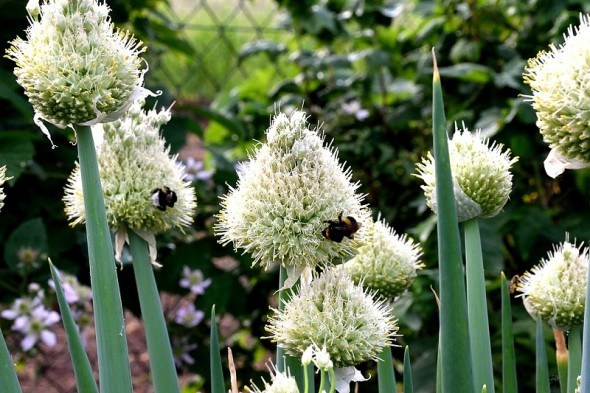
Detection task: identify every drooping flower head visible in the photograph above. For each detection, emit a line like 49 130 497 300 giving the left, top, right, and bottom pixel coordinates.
265 267 397 369
523 14 590 178
5 0 154 146
517 238 589 330
344 218 423 299
63 98 196 263
416 125 517 222
0 166 8 212
215 110 368 285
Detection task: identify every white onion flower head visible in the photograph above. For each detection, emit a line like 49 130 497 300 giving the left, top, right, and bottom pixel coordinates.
246 365 299 393
216 110 368 286
266 267 397 369
344 218 423 299
63 99 196 265
517 238 589 330
523 14 590 178
5 0 155 147
416 125 517 222
0 166 9 212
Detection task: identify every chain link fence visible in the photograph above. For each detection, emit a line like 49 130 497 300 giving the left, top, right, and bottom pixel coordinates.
151 0 291 101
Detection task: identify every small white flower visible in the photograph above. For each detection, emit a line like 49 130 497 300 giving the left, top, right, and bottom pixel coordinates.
312 345 333 371
1 295 42 320
179 266 212 296
13 306 60 351
247 364 299 393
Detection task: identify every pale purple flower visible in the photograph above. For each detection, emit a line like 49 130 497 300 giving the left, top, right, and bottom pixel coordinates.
13 306 60 351
183 157 213 182
173 336 198 367
341 100 370 121
179 266 212 296
49 271 93 304
174 303 205 328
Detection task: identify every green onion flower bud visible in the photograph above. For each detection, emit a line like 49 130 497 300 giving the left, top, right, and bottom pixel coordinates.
517 238 589 330
266 267 397 369
63 99 196 264
215 110 368 286
6 0 154 147
523 14 590 178
0 166 9 212
416 125 517 222
344 218 423 299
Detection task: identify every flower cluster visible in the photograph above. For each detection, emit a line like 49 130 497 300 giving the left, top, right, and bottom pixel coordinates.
1 284 60 351
517 238 589 330
246 365 299 393
266 267 397 369
5 0 152 146
216 110 368 285
416 125 517 222
0 165 8 212
523 14 590 177
63 98 197 263
344 218 423 299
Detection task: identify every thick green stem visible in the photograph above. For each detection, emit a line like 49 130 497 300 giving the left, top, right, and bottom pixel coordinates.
567 326 582 393
128 229 179 393
536 318 550 393
464 219 495 393
76 125 132 393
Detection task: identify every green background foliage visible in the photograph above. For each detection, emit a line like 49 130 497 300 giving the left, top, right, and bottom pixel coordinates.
2 0 590 391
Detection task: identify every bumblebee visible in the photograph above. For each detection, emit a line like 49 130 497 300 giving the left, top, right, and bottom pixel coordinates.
322 211 361 243
151 186 178 211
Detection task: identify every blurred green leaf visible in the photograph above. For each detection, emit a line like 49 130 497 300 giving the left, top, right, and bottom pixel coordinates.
438 63 493 83
0 132 36 185
239 40 287 62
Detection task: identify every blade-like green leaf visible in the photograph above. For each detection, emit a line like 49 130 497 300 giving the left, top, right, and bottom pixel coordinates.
567 326 582 393
0 327 21 393
500 272 518 393
128 230 179 393
580 257 590 393
377 347 396 392
76 125 132 393
49 261 98 393
464 219 495 393
404 346 414 393
431 50 474 393
210 305 225 393
536 318 550 393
